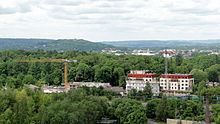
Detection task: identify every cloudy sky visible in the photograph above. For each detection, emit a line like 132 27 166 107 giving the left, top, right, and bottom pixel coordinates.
0 0 220 41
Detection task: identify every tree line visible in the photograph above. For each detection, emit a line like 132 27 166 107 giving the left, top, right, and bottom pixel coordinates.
0 50 219 88
1 87 220 124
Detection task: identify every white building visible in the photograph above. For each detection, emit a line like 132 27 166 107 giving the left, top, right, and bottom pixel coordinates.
132 49 157 56
160 74 194 96
126 70 160 96
68 82 111 89
162 49 176 58
41 85 66 93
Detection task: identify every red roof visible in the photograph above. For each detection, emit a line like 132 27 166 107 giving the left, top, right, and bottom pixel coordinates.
128 74 157 78
162 74 193 79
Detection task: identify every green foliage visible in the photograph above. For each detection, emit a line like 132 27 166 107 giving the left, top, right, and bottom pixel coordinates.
110 98 147 123
1 49 220 123
197 80 207 95
156 98 169 121
153 99 204 122
205 64 220 82
0 88 109 124
0 50 220 89
175 53 183 66
126 108 148 124
128 83 153 101
200 87 220 96
146 99 161 118
211 104 220 123
190 69 208 84
0 38 115 52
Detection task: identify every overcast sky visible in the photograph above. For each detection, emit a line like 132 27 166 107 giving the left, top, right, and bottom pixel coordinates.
0 0 220 41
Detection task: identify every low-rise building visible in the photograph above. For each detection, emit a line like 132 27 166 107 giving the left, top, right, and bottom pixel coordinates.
162 49 176 58
160 74 194 96
207 82 220 87
126 70 160 96
68 82 111 89
41 85 66 93
104 87 125 96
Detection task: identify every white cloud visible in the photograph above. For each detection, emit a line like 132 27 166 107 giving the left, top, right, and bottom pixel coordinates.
0 0 220 41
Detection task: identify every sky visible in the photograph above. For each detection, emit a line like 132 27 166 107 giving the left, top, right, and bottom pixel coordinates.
0 0 220 42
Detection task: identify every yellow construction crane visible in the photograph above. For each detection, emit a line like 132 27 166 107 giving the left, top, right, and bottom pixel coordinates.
16 59 77 89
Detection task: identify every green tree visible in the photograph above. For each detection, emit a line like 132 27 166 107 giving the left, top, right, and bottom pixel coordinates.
156 98 168 121
197 80 207 95
176 53 183 66
190 69 208 84
146 99 161 119
75 63 93 82
13 89 34 124
126 108 148 124
205 64 220 82
23 74 37 85
141 82 153 98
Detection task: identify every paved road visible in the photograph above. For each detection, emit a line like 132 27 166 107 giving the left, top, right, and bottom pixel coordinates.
148 119 157 124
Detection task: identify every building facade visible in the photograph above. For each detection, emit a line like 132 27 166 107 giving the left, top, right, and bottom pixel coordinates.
126 70 160 96
160 74 194 96
68 82 111 89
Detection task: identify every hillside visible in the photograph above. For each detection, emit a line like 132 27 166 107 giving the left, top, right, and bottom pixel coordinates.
0 38 114 51
101 40 220 49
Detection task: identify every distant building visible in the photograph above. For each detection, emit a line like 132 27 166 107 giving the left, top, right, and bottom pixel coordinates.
207 82 220 87
132 49 157 56
101 48 127 55
104 87 125 96
162 49 176 58
126 70 160 96
41 85 66 93
160 74 194 96
68 82 111 89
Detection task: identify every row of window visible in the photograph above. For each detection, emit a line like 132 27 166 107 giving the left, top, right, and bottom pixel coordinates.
160 83 189 86
161 87 189 90
160 79 191 82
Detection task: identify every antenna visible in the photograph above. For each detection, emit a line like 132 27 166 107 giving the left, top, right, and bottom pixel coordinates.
164 49 170 96
165 49 168 75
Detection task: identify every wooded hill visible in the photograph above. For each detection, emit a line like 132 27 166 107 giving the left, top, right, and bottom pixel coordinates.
101 40 220 49
0 38 114 52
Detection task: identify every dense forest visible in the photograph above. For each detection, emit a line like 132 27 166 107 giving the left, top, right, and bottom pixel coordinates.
0 38 114 52
0 49 219 89
0 50 220 123
0 87 220 124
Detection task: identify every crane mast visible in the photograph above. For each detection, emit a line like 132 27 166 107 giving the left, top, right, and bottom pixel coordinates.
16 59 77 89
